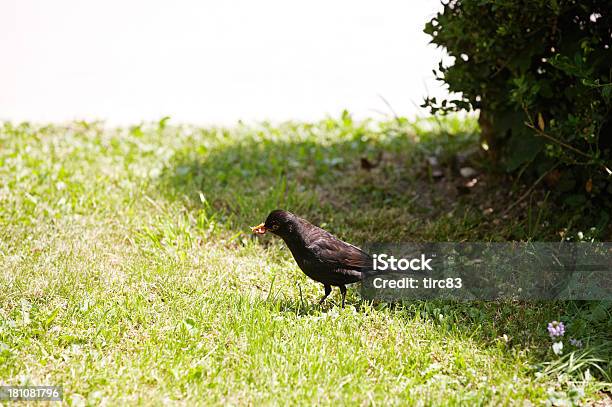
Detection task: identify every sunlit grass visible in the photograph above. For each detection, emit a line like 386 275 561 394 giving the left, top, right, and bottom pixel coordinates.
0 115 609 405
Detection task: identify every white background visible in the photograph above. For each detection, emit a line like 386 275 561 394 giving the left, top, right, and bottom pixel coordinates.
1 1 449 125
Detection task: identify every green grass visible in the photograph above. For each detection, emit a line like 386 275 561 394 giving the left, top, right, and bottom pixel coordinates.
0 115 610 405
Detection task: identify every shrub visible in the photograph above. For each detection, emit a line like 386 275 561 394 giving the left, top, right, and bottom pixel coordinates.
423 0 612 231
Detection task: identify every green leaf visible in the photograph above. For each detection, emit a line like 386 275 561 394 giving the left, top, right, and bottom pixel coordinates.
493 110 524 139
563 194 587 207
504 126 545 171
44 307 61 328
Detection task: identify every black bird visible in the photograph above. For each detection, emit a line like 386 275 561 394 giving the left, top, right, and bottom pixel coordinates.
252 210 372 307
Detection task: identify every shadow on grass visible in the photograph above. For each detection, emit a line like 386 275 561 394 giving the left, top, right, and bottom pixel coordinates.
154 124 533 242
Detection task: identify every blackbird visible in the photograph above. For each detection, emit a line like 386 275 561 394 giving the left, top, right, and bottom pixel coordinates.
252 209 372 307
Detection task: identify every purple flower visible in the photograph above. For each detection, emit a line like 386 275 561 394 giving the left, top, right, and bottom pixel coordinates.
547 321 565 338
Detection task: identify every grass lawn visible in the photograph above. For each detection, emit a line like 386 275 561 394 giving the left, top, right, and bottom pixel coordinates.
1 115 610 405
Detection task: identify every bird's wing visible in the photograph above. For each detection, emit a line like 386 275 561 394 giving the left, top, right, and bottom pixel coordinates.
306 230 373 272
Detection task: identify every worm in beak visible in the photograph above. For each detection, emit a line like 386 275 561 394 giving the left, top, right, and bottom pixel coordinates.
251 223 267 234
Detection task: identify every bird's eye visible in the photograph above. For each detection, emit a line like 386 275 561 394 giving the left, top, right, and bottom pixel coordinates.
271 224 279 231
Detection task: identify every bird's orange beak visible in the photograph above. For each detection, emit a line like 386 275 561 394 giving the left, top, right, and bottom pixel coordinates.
251 222 267 234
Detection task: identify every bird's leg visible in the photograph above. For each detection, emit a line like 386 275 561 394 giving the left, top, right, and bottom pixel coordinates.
319 284 332 305
339 285 347 308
